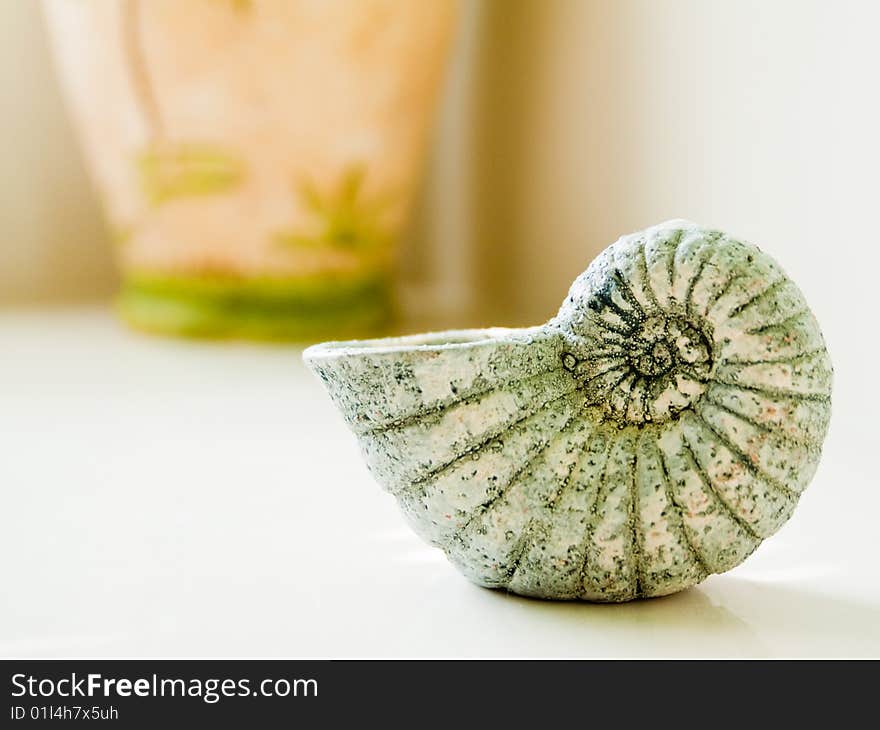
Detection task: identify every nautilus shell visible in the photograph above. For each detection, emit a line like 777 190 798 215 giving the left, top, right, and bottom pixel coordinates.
304 220 832 601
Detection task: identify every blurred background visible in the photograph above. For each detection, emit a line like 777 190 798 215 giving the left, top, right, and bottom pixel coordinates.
2 0 879 657
5 0 877 331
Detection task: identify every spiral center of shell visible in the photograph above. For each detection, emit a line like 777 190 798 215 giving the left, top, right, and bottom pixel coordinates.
563 311 715 427
629 315 712 378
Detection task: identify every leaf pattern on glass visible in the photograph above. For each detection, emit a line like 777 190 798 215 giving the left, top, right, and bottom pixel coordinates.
137 145 245 205
275 166 396 253
210 0 253 13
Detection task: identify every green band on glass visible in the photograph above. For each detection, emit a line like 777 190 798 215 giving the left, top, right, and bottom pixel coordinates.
118 272 394 342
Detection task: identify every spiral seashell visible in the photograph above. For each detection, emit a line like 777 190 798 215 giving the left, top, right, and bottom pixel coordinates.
304 220 832 601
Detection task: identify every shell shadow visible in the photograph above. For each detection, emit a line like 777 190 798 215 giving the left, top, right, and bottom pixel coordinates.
470 580 764 657
699 577 880 656
467 576 879 657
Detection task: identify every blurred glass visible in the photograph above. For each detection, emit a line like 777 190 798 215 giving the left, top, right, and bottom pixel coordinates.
42 0 458 340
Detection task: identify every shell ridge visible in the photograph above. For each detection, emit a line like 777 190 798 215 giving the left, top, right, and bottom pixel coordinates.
445 401 585 548
634 376 651 423
637 238 662 310
361 366 559 436
504 419 605 595
574 433 615 599
611 268 649 318
678 363 712 384
683 414 798 537
658 426 760 572
705 382 830 444
606 368 636 394
679 426 764 541
691 406 805 498
683 234 725 316
630 432 645 598
725 277 789 320
586 312 632 338
718 346 828 368
363 369 576 495
393 395 582 549
582 361 629 387
572 349 628 365
502 520 538 588
665 229 684 298
710 378 831 403
703 271 746 317
746 308 812 335
700 394 822 453
406 383 579 490
598 284 643 326
546 422 599 511
583 434 647 601
619 373 640 421
653 436 713 579
450 413 597 590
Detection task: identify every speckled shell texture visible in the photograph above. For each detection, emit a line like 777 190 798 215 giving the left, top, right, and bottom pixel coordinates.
304 221 832 601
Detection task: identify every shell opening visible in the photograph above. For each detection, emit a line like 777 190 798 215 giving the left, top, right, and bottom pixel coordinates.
304 326 537 361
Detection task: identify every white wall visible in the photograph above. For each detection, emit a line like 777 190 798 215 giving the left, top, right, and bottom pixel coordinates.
467 1 878 320
0 0 116 304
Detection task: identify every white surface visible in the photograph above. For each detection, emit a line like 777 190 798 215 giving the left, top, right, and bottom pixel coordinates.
1 309 878 658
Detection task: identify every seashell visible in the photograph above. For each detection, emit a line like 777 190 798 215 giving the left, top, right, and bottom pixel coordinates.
304 220 832 601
